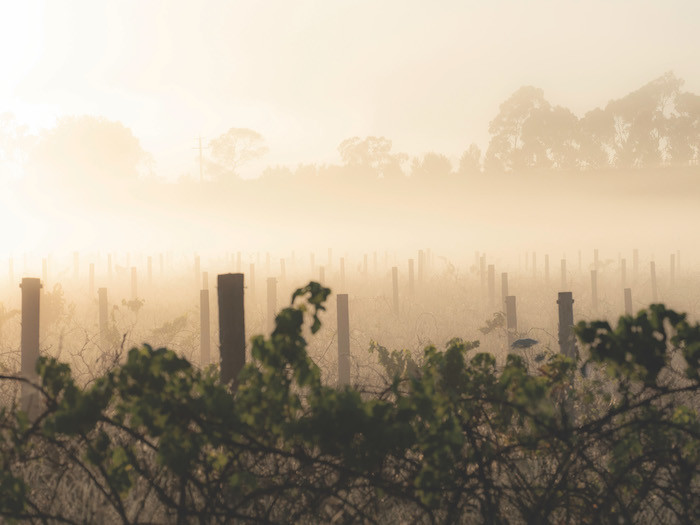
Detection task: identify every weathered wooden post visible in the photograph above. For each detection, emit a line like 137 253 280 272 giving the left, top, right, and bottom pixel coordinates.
89 262 95 297
147 256 153 286
20 278 41 417
650 261 658 302
267 277 277 334
624 288 632 316
505 295 517 349
337 293 350 387
130 267 137 299
479 255 486 288
98 287 108 347
591 270 598 311
418 250 425 286
339 257 346 292
200 287 210 366
560 259 566 290
557 292 576 359
621 258 627 289
487 264 495 309
544 254 550 285
392 266 399 316
218 273 245 389
501 272 508 307
633 249 639 281
408 259 415 298
670 253 675 289
73 251 79 281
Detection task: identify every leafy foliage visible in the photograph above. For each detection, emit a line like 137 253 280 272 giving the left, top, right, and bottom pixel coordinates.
0 289 698 523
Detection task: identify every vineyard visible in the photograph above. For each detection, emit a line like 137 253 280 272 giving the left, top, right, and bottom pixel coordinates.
0 248 697 523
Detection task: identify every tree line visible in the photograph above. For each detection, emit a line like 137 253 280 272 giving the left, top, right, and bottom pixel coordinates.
1 72 699 187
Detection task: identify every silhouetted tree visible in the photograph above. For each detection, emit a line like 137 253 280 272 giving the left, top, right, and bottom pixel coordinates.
485 86 550 172
27 115 150 186
410 152 452 178
457 143 482 175
207 127 268 181
337 136 406 178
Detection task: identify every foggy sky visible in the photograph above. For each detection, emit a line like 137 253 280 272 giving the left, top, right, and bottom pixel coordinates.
2 0 699 179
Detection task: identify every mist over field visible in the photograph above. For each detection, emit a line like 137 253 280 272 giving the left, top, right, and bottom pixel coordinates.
1 2 700 523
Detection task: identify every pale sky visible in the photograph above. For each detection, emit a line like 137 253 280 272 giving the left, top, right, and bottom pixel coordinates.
1 0 699 179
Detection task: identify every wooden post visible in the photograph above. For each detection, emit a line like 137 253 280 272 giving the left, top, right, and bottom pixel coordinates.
591 270 598 311
544 254 550 285
501 272 508 307
391 266 399 315
267 277 277 334
560 259 566 290
200 288 210 366
337 293 350 387
505 295 517 349
670 253 675 289
621 258 627 289
408 259 415 298
418 250 425 286
557 292 576 359
130 267 137 299
20 278 41 417
487 264 495 309
479 255 486 288
98 287 108 347
624 288 632 316
218 273 245 389
633 249 639 281
650 261 658 302
249 263 256 302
